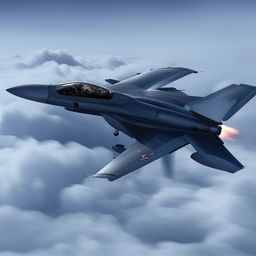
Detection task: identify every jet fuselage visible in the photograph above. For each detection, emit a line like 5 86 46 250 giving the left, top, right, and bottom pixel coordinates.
7 66 254 180
7 83 221 137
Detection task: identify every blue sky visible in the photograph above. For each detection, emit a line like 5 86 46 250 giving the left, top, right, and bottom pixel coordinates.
1 0 256 57
0 1 256 255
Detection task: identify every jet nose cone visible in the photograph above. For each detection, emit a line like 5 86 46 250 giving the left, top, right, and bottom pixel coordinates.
6 84 49 103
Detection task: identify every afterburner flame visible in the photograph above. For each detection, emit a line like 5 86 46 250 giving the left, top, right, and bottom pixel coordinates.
219 125 240 140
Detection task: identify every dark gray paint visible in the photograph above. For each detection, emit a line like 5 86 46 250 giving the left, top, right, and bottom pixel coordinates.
7 67 256 181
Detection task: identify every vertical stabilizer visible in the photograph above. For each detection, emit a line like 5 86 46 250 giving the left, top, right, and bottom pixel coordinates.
186 84 256 122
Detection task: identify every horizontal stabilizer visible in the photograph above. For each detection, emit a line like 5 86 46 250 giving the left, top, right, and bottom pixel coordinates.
105 79 120 84
186 84 256 122
186 134 243 173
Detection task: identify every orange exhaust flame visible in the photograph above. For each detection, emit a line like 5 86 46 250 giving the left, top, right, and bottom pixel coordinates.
219 125 240 140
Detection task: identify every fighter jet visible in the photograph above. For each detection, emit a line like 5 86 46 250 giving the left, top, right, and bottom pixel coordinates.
6 67 256 181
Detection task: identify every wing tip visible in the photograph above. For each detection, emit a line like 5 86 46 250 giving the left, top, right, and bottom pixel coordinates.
174 67 198 74
92 173 117 181
160 67 198 73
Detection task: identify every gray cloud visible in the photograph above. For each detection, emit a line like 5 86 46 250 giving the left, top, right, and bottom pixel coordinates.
15 49 126 72
0 136 113 213
0 147 255 256
16 49 85 69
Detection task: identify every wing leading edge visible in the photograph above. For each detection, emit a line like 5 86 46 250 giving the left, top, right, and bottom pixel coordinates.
93 134 188 181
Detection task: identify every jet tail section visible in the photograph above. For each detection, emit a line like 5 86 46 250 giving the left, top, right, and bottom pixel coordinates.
186 134 243 173
186 84 256 122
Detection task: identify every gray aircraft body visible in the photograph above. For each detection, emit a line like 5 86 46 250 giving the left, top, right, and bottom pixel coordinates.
7 67 256 181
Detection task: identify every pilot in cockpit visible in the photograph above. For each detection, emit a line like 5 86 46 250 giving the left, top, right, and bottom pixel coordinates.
57 82 113 99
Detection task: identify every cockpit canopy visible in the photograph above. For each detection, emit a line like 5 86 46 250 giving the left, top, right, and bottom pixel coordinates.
57 82 114 99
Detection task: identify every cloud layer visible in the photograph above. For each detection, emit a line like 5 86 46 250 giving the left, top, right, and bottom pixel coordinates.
0 49 256 256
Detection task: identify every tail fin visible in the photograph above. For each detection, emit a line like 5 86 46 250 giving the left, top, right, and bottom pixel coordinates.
186 134 243 173
186 84 256 122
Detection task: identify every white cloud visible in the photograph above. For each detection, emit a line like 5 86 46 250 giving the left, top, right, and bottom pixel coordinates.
0 136 112 212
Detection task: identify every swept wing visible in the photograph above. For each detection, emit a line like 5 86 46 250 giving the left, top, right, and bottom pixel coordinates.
93 133 188 181
110 67 197 92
